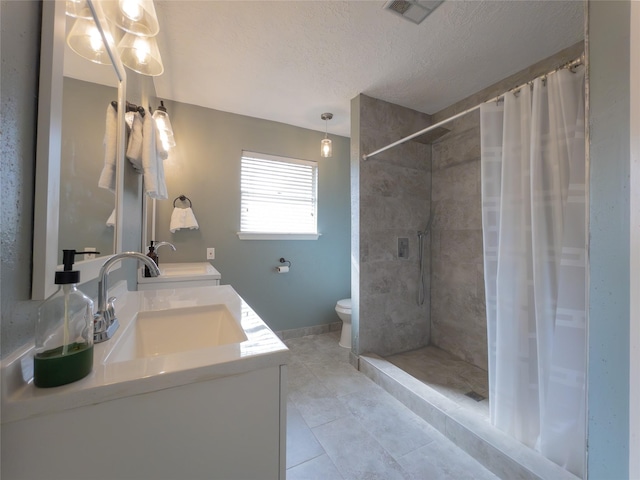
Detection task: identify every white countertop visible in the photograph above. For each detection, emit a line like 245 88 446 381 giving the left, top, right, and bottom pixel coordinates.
1 284 289 424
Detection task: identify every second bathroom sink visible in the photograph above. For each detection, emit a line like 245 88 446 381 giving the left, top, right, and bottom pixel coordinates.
137 262 221 289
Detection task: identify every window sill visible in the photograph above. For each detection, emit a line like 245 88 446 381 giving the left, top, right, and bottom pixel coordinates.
237 232 321 240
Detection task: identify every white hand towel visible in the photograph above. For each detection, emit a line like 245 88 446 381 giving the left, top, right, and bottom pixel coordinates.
142 114 168 200
170 207 199 233
98 104 117 192
106 208 116 227
126 112 144 172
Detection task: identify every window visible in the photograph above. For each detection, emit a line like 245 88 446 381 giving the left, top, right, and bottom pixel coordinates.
239 151 319 240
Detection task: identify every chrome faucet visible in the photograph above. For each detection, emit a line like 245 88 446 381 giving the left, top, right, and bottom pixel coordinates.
94 252 160 343
154 241 176 253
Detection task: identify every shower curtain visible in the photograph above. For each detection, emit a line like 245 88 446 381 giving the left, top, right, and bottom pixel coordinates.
480 66 586 477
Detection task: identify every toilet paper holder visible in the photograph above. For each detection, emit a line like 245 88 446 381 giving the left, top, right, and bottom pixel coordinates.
276 258 292 273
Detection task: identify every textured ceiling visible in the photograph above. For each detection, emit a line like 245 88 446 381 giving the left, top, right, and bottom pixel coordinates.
67 1 585 138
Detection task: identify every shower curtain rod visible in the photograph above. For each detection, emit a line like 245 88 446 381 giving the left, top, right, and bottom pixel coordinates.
361 56 584 161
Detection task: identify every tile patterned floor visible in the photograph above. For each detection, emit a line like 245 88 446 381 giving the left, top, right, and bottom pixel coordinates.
284 332 499 480
385 345 490 419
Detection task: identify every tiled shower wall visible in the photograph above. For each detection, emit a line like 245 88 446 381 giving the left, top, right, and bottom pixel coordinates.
352 94 432 357
430 110 487 370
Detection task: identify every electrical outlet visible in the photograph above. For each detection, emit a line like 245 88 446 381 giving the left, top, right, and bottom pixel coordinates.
207 248 215 260
84 247 96 260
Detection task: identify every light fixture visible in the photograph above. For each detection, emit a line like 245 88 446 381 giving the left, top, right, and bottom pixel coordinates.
108 0 160 37
321 113 333 158
152 100 176 150
65 0 92 19
117 32 164 76
66 17 113 65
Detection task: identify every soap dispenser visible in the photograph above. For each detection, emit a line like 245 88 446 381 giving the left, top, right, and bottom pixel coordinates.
144 241 158 277
34 250 96 388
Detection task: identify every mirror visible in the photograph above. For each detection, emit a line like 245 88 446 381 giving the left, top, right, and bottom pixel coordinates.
32 0 127 299
58 21 121 265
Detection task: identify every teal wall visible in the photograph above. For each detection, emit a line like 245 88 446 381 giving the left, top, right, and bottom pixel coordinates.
153 100 351 332
587 2 631 478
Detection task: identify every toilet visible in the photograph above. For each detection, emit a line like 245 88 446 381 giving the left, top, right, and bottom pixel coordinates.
335 298 352 348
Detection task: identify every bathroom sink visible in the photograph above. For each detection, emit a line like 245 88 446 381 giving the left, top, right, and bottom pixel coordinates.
106 304 247 362
160 263 213 276
137 262 221 288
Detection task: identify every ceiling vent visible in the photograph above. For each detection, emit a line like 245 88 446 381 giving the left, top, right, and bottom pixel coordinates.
384 0 444 25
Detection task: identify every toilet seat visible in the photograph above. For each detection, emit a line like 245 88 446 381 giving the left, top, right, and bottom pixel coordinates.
336 298 351 311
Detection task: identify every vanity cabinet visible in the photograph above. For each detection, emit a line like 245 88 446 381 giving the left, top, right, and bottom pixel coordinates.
2 365 287 479
2 285 289 480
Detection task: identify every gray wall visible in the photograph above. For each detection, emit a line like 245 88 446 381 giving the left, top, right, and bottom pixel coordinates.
151 99 351 333
587 1 631 477
352 94 432 356
0 0 41 357
429 110 486 370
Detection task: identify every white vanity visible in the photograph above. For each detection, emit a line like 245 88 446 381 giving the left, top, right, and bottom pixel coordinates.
1 284 289 480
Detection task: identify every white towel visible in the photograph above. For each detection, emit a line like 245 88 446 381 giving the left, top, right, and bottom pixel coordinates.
126 112 144 172
106 208 116 227
170 207 199 233
142 114 168 199
98 104 117 192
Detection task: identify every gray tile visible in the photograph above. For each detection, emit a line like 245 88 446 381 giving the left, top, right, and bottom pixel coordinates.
287 401 325 469
304 359 376 397
287 453 344 480
289 372 352 428
386 346 489 419
398 439 499 480
312 416 410 480
340 384 436 460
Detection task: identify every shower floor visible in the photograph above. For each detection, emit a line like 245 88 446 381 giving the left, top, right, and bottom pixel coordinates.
361 346 578 479
385 345 490 420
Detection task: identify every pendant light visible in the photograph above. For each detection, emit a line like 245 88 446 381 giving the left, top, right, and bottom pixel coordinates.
107 0 160 37
153 100 176 150
321 113 333 158
65 0 92 19
117 32 164 76
66 17 113 65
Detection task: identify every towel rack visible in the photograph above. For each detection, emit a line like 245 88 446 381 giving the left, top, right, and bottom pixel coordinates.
173 195 192 208
111 100 145 117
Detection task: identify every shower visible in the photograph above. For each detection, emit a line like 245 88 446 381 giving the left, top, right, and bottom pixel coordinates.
416 215 433 306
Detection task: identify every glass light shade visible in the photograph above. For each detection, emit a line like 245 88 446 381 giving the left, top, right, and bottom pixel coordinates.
153 109 176 148
321 138 332 158
65 0 92 19
107 0 160 37
66 18 113 65
117 33 164 76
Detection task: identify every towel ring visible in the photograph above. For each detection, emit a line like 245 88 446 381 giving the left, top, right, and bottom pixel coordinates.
173 195 192 208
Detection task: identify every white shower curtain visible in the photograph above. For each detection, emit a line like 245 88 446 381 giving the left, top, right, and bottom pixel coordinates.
480 66 586 477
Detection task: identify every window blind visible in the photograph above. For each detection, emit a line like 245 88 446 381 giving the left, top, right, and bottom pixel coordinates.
240 151 318 234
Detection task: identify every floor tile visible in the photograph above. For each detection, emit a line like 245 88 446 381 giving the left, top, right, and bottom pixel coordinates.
386 345 490 418
285 332 500 480
397 438 500 480
312 416 410 480
289 373 352 428
340 384 435 460
286 401 325 469
304 359 375 397
286 453 344 480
